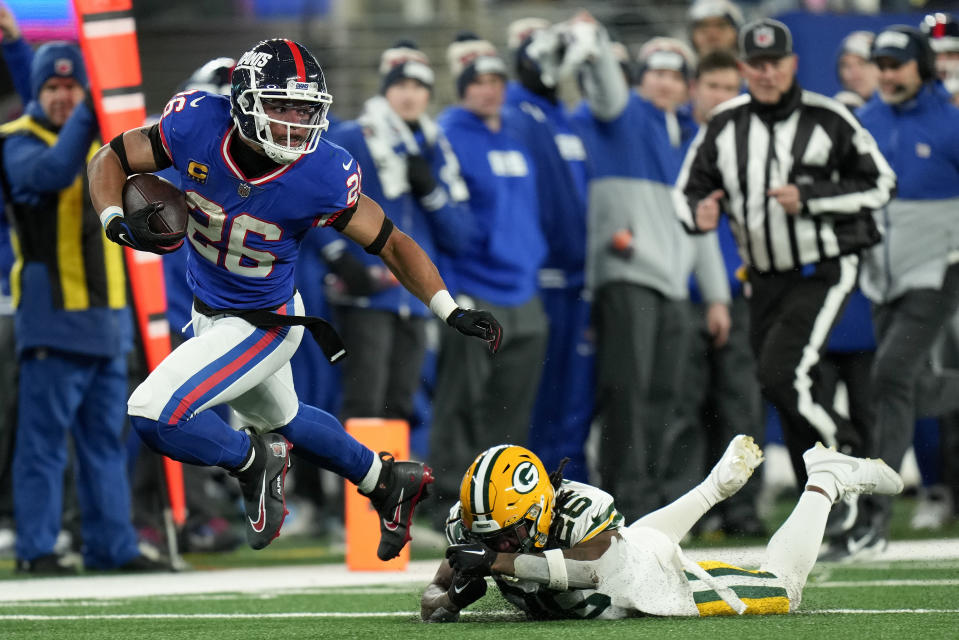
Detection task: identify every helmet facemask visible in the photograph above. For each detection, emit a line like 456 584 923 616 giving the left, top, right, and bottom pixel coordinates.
471 498 549 553
231 39 333 164
234 80 331 164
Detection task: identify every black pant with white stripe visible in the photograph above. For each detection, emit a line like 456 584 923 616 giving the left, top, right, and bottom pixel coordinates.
748 254 861 487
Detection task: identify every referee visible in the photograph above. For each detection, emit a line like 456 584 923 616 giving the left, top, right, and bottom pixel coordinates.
673 18 896 486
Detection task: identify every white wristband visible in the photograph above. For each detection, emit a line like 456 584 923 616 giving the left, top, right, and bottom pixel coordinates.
99 205 124 228
544 548 569 591
429 289 458 321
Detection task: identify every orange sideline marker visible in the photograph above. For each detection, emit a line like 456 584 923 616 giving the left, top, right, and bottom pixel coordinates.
72 0 185 528
344 419 410 571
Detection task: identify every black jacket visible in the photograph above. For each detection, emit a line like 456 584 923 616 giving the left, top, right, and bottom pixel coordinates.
674 82 895 273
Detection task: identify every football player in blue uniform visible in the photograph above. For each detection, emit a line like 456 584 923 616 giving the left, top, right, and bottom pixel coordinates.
87 38 503 559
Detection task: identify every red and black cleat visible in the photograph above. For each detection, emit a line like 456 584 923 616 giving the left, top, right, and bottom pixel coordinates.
233 432 292 550
363 452 434 560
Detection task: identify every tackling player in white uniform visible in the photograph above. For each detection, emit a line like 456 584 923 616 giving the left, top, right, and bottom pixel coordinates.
422 437 904 620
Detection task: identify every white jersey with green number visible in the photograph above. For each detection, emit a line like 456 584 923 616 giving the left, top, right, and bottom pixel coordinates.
445 479 630 620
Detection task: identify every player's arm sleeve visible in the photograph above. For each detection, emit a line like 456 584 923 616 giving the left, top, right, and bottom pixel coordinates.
673 123 723 234
157 92 209 170
4 102 97 193
1 37 34 105
315 151 362 230
799 113 896 215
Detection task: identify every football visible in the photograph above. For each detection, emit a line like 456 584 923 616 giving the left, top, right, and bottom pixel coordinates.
121 173 190 236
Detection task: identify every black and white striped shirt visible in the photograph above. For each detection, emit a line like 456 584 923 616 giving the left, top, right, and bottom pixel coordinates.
673 85 896 273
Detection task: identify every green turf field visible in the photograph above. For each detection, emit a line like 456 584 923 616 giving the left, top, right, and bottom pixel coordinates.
2 560 959 640
2 498 958 638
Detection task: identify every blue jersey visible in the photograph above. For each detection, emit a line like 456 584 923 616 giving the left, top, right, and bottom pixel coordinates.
159 91 360 310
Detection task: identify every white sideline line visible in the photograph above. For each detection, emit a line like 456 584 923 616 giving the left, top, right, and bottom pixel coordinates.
805 609 959 614
3 609 959 622
2 577 954 608
811 579 959 588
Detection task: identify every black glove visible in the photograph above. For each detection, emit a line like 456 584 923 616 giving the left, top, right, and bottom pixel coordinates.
446 542 497 576
326 251 379 297
446 572 487 609
446 308 503 355
406 154 438 199
105 203 183 254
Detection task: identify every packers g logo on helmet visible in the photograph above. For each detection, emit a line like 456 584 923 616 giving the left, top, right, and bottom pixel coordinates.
512 461 539 494
459 445 554 552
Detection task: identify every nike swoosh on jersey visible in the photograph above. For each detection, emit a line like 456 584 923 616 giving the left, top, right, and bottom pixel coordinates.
453 582 470 594
248 474 267 532
190 96 206 107
382 488 405 531
342 159 354 170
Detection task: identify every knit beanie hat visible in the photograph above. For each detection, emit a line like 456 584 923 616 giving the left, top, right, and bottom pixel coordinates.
30 41 88 99
379 40 434 94
637 37 696 82
446 32 507 98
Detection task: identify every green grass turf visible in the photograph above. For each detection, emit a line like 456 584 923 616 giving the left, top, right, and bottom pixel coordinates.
1 495 956 576
2 567 959 640
2 496 959 639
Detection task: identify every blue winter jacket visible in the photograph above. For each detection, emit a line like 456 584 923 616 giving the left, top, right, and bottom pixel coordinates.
3 100 132 357
858 83 959 303
437 105 545 306
503 82 588 289
0 37 36 304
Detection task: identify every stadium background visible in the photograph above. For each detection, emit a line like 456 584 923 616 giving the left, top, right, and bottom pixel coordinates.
0 0 933 123
1 2 959 636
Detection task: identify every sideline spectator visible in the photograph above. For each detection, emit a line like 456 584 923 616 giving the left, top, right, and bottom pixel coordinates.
570 20 731 519
429 34 547 524
920 12 959 103
1 43 163 573
858 25 959 554
834 31 878 108
325 40 470 424
503 18 593 481
0 1 32 558
688 0 744 56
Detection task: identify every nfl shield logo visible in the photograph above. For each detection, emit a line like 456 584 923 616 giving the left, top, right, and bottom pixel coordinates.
754 26 775 48
238 182 251 197
54 58 73 76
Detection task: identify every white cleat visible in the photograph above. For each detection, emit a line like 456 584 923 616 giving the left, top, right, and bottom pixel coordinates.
803 442 904 502
708 435 765 500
